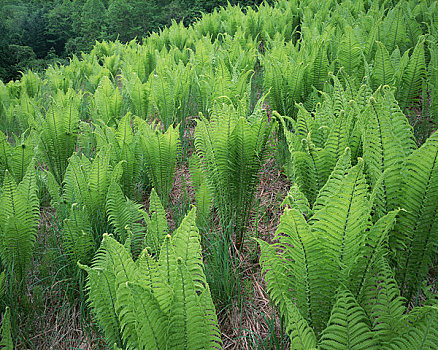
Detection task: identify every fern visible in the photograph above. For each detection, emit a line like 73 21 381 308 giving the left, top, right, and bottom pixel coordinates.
372 41 395 90
361 258 407 345
319 287 376 350
63 204 94 268
387 306 438 349
361 90 415 219
195 102 272 250
0 130 34 185
106 181 144 246
285 298 318 350
36 88 82 185
136 118 180 206
143 188 168 257
391 131 438 301
95 113 143 199
0 307 13 350
337 25 364 84
397 37 427 111
92 76 122 126
188 153 212 228
62 148 124 240
0 163 39 285
80 207 222 349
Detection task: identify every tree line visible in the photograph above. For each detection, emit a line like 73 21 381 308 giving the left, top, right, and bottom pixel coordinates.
0 0 267 82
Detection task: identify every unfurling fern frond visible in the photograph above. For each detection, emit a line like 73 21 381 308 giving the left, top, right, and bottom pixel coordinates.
136 118 179 206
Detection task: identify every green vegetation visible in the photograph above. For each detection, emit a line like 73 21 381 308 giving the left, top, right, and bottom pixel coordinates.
0 0 438 349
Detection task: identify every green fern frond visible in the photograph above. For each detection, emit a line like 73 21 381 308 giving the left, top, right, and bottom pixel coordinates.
0 306 13 349
392 131 438 301
363 258 407 345
397 37 427 111
0 163 39 284
106 181 144 245
387 306 438 350
337 25 363 82
319 288 375 350
135 249 172 314
136 118 180 206
167 259 211 350
313 147 351 213
311 159 370 271
143 188 168 257
125 282 167 349
285 298 318 350
63 204 94 267
349 210 399 301
282 183 312 219
362 88 415 219
372 41 395 90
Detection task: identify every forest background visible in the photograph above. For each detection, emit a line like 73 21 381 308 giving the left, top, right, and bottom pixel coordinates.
0 0 268 82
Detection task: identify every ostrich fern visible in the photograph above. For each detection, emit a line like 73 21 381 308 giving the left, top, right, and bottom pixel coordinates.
195 102 272 250
135 118 180 206
0 163 39 286
35 88 82 185
79 207 222 350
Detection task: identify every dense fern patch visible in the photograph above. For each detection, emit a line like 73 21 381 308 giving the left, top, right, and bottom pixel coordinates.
0 0 438 349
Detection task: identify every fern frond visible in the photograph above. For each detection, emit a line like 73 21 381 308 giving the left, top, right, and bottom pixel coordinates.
125 282 167 349
392 131 438 300
106 181 144 244
372 41 395 90
363 258 406 345
398 37 427 111
0 306 13 349
311 160 370 271
337 25 363 82
167 259 209 350
143 188 168 257
285 297 318 350
349 210 399 301
171 207 206 293
282 183 312 219
63 204 94 267
387 306 438 350
136 118 180 206
135 249 172 314
0 163 39 284
319 288 375 350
